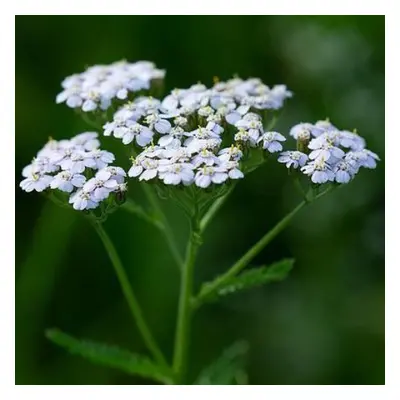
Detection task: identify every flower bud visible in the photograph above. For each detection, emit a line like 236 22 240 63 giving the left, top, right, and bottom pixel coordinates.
296 129 311 153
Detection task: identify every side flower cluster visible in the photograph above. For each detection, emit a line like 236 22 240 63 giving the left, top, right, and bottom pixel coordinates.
103 78 292 188
19 132 127 210
278 121 380 184
56 61 165 112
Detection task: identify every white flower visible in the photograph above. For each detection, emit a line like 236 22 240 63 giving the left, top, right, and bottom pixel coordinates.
192 149 220 167
114 121 154 146
308 137 345 162
278 151 308 169
104 166 127 183
56 85 83 108
339 130 366 151
158 126 185 149
26 156 59 175
69 189 99 210
145 113 172 134
59 150 97 174
128 157 144 177
218 145 243 162
89 149 115 169
360 149 380 168
71 132 100 151
129 157 160 181
103 111 138 137
194 166 228 188
205 121 224 135
20 132 126 211
259 131 286 153
235 113 264 142
269 85 293 108
301 158 335 184
20 171 53 192
345 149 380 170
81 89 110 112
289 123 321 140
186 138 222 154
220 160 244 180
185 126 222 153
158 162 195 185
50 171 86 193
234 128 258 146
83 169 119 201
333 160 357 184
56 60 165 112
225 105 249 125
314 119 337 133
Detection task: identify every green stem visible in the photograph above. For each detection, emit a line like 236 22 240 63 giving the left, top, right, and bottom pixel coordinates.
121 198 164 230
200 186 235 233
293 178 309 203
197 185 335 302
91 221 168 368
141 184 183 269
172 216 201 383
197 201 306 301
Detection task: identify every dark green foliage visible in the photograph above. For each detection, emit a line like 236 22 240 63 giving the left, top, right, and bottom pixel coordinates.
46 329 173 384
197 259 294 304
195 341 249 385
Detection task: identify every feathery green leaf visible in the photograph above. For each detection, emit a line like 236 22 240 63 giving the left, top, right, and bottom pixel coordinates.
45 329 173 384
194 341 249 385
196 258 294 305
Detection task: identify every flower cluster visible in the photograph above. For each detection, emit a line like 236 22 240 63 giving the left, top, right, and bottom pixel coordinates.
19 132 127 210
103 78 292 188
278 121 380 184
56 61 165 112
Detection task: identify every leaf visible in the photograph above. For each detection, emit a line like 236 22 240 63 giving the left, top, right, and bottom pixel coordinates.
45 329 173 384
194 341 249 385
197 259 294 305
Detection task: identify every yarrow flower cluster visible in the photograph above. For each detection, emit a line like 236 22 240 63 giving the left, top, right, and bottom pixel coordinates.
103 78 292 188
277 120 380 184
56 61 165 112
22 61 380 216
19 132 127 211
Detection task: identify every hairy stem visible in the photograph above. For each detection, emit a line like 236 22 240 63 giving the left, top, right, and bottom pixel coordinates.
172 216 201 383
91 221 168 367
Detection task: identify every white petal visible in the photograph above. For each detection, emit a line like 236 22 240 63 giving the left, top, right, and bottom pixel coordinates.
195 175 211 188
139 169 158 181
128 165 143 177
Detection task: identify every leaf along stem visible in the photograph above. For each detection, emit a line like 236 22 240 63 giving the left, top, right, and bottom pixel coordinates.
91 221 168 368
197 185 335 303
197 201 306 302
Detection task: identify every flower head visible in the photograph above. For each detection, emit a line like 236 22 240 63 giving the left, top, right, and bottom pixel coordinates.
278 151 308 169
20 133 127 212
56 60 165 112
280 120 379 185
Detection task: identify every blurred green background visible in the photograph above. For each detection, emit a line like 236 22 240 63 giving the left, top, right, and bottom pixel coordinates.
15 15 384 385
